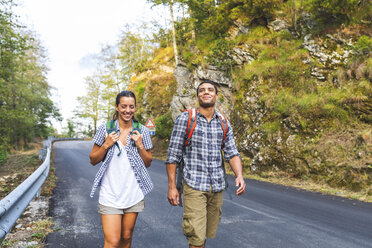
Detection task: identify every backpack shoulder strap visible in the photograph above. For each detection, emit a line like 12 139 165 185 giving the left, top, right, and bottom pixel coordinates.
105 120 121 156
106 120 116 134
132 120 142 134
218 113 229 148
184 108 197 147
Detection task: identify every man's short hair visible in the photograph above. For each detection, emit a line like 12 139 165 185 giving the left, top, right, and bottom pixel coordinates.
197 79 218 95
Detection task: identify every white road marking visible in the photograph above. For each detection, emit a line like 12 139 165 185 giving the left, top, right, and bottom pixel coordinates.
224 198 279 219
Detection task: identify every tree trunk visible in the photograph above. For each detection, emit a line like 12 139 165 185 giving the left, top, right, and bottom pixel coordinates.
94 106 98 135
292 0 297 31
189 7 196 41
169 0 179 65
163 6 169 46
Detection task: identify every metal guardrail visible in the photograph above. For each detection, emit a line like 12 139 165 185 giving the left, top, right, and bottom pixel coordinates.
0 137 83 245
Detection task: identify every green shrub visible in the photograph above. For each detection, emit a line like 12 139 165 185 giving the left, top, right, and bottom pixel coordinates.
354 35 372 54
136 81 146 96
154 112 174 139
207 37 235 69
307 0 372 24
262 120 280 133
31 232 45 240
0 150 6 165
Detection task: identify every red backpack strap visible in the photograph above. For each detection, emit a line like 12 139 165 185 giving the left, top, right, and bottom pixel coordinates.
184 108 197 147
218 113 229 148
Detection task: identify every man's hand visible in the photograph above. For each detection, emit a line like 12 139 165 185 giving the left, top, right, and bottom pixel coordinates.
235 176 246 196
167 187 180 206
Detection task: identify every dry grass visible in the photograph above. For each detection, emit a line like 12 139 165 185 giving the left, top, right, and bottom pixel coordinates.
151 137 169 161
244 171 372 202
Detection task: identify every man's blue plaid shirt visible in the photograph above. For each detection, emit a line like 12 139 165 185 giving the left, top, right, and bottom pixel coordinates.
90 119 153 198
166 110 240 192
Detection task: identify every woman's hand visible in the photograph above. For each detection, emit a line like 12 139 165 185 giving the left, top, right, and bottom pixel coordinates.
104 132 119 149
131 130 152 167
130 130 144 149
90 132 119 166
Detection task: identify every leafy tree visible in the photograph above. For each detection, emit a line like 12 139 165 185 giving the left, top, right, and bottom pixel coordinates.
0 0 60 155
147 0 179 65
75 75 102 134
75 25 157 132
66 119 76 137
117 28 154 75
83 124 94 137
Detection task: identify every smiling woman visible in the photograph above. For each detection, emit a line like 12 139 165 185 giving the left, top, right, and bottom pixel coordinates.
89 90 153 248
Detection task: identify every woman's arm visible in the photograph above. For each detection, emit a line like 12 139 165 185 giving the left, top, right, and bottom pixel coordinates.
138 146 152 168
89 132 119 165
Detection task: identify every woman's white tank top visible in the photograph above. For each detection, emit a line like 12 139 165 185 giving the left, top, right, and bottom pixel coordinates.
98 140 144 208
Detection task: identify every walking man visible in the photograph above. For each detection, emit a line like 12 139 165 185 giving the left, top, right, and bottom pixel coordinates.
166 79 246 248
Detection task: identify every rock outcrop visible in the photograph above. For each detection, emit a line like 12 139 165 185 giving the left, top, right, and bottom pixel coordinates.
171 63 235 121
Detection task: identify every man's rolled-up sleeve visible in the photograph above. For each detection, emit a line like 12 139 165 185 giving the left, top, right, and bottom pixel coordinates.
223 119 240 162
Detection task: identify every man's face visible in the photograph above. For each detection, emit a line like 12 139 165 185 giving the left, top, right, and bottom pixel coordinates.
197 83 217 108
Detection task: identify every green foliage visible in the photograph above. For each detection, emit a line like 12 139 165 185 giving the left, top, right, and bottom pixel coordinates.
306 0 371 24
270 88 351 124
118 29 154 73
187 0 281 38
153 26 171 48
354 35 372 54
207 37 235 69
66 119 76 138
0 1 60 151
262 120 280 133
240 35 310 92
136 80 146 97
154 112 174 139
244 0 282 22
31 232 45 240
83 124 94 138
0 150 6 164
75 75 102 134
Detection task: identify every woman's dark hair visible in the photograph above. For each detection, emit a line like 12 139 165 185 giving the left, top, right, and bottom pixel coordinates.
196 79 218 95
113 90 137 120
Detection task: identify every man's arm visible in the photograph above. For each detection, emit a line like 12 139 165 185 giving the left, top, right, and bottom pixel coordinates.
165 113 188 206
166 163 179 206
228 155 246 196
222 118 246 195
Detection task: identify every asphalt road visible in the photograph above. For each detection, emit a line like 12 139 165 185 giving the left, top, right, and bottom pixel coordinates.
46 140 372 248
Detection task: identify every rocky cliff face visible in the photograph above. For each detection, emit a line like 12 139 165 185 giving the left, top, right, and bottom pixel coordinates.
170 14 372 192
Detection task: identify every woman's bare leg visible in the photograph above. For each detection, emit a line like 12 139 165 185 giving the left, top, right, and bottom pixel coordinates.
101 214 123 248
121 212 138 248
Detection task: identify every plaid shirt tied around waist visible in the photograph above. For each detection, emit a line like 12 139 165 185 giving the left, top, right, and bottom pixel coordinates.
90 119 153 198
166 110 240 192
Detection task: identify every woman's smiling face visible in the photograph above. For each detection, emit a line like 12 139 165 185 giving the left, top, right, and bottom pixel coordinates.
115 96 136 122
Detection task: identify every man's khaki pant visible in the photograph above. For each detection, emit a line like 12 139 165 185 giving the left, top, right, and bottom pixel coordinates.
182 182 223 246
